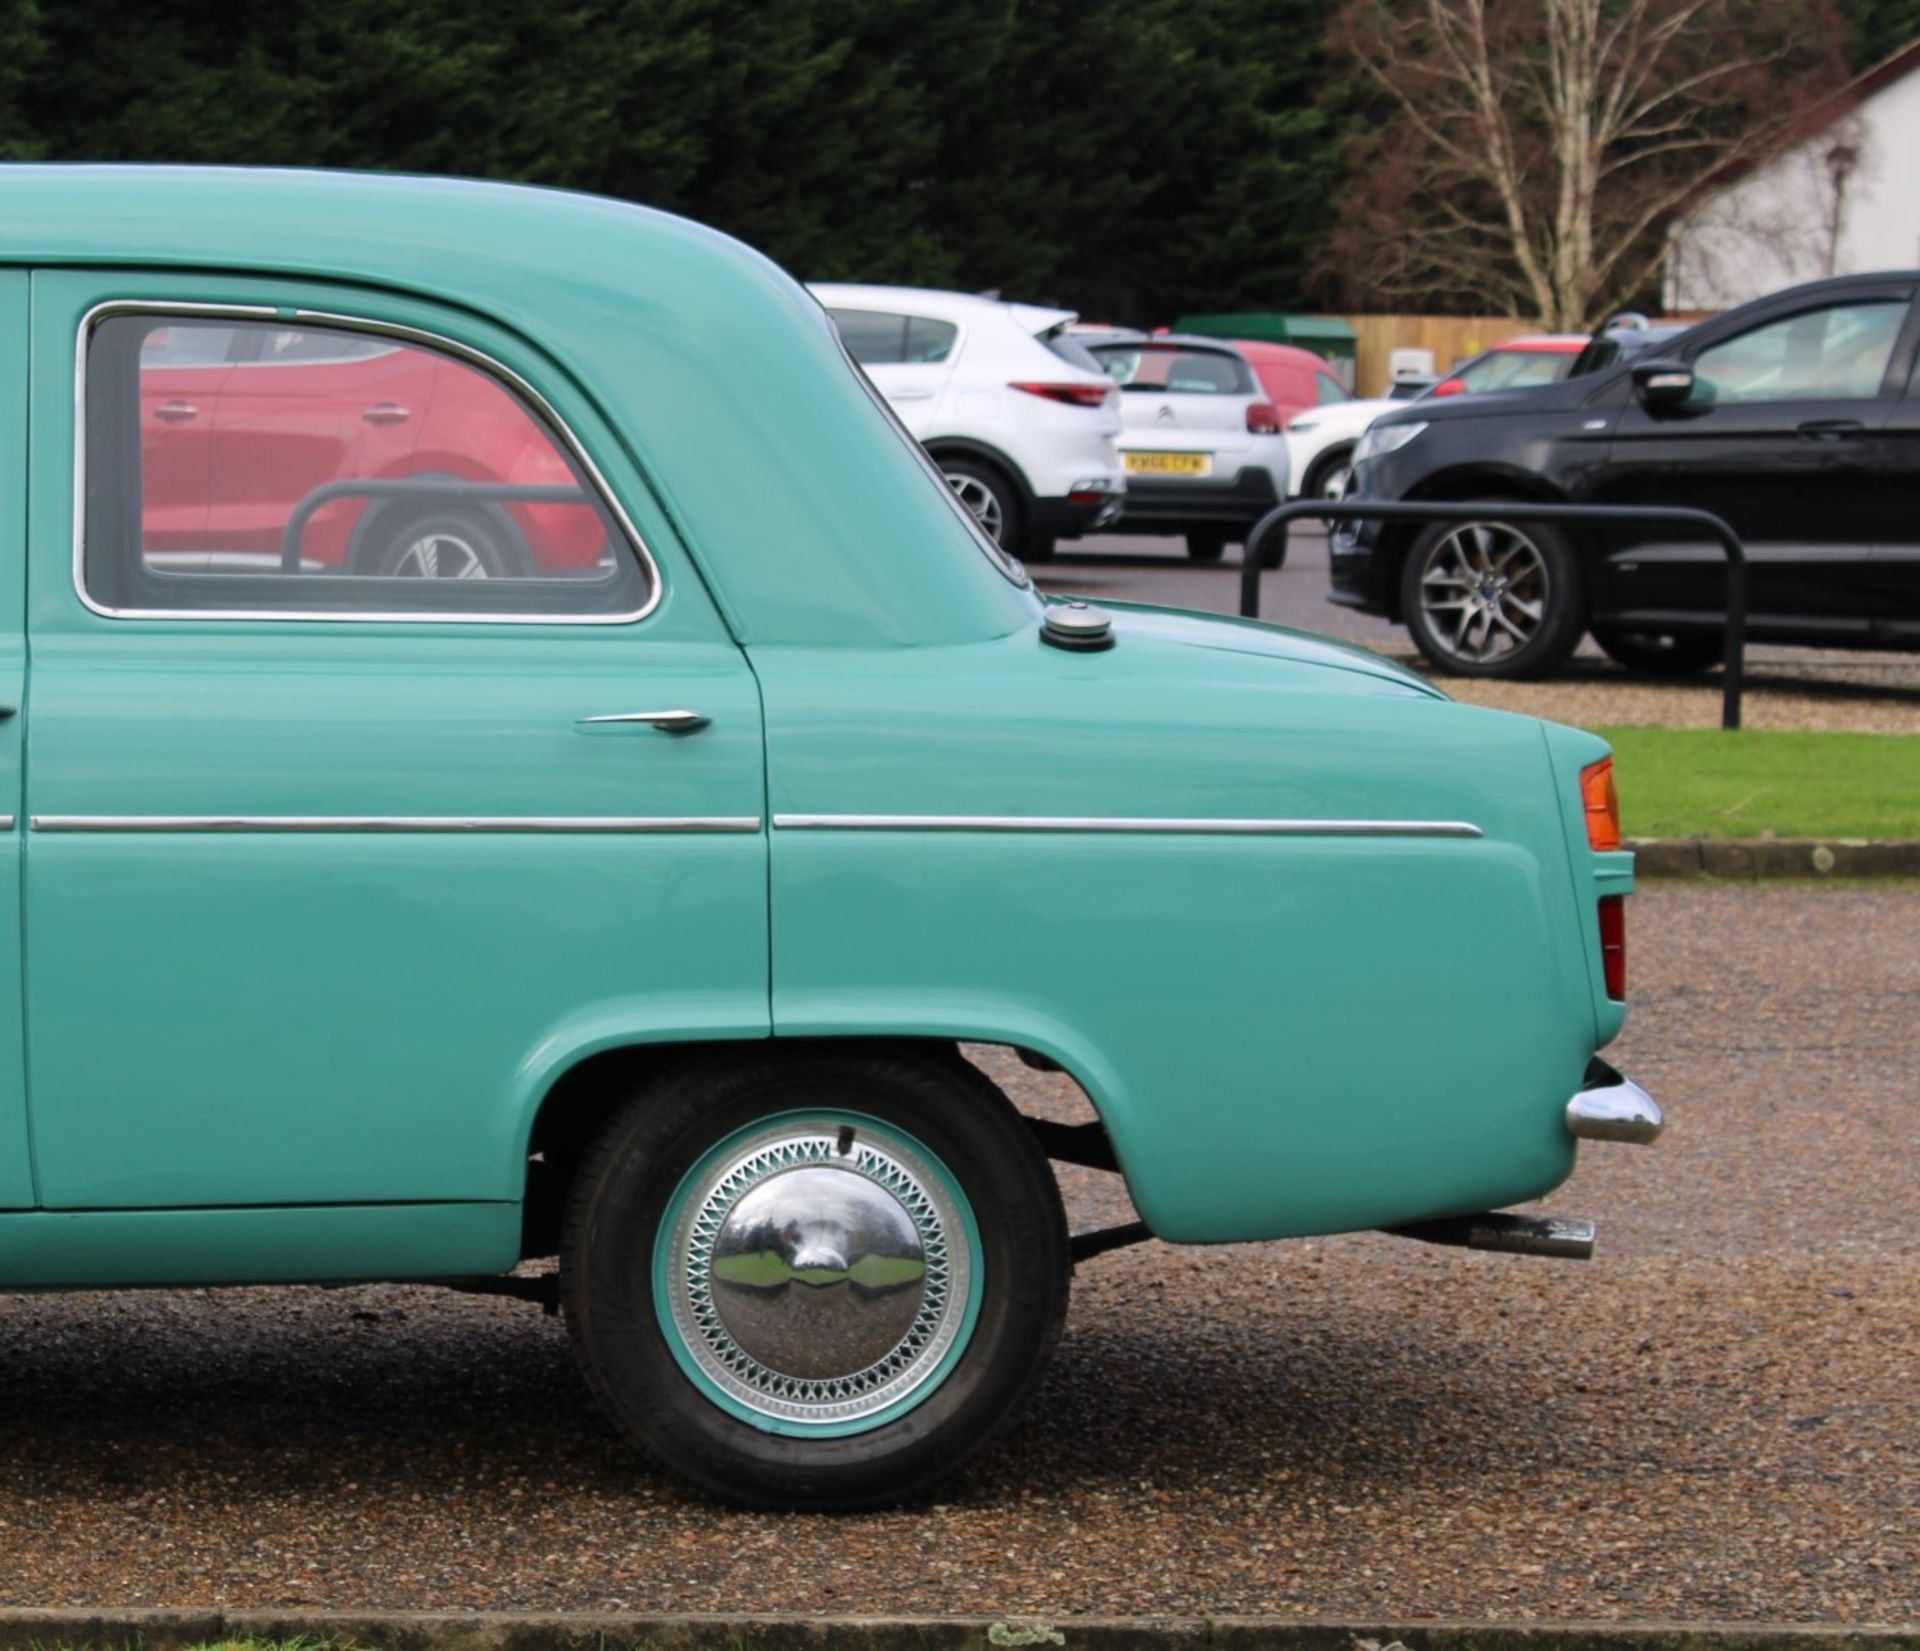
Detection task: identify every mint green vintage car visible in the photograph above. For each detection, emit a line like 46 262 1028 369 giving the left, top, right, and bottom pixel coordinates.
0 167 1662 1509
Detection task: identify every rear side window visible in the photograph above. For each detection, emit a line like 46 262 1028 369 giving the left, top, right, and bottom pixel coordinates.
82 311 654 619
1092 345 1254 395
1314 372 1349 404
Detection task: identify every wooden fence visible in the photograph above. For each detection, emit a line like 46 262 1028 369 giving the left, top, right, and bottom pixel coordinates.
1340 314 1545 397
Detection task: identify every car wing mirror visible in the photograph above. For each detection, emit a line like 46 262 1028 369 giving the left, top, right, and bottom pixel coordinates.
1631 358 1694 410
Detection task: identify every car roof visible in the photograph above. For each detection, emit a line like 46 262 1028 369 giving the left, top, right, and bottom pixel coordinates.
1493 335 1588 351
0 165 1041 648
1230 339 1338 372
1086 331 1249 357
807 281 1075 331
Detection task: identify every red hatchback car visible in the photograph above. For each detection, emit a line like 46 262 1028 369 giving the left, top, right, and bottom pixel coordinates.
139 320 605 579
1229 339 1355 423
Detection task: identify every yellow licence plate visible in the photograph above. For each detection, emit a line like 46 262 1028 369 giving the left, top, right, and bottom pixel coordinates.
1124 450 1212 476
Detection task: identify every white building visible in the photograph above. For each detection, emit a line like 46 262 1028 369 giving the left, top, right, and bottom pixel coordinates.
1666 39 1920 310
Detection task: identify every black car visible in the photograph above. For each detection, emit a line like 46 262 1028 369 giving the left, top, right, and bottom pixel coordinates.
1332 272 1920 677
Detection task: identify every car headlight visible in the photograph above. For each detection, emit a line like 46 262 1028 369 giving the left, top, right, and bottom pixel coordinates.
1355 421 1427 464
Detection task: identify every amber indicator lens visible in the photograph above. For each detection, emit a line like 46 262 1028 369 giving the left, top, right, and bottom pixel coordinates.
1598 895 1627 1000
1581 757 1621 851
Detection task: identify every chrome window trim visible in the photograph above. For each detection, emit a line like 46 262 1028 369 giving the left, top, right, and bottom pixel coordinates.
772 814 1482 837
72 300 663 626
31 815 760 835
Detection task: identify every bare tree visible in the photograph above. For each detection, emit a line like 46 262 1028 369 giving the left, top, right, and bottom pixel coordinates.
1324 0 1849 327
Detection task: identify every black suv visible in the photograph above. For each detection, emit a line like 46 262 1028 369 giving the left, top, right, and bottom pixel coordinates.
1332 273 1920 676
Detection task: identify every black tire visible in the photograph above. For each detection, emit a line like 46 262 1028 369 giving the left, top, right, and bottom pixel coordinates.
1186 531 1227 562
938 457 1027 557
1302 445 1354 505
1022 534 1058 563
1399 513 1585 679
363 505 519 580
560 1045 1071 1511
1591 627 1722 677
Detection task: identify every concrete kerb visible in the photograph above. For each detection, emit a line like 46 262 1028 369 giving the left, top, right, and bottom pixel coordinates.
1628 838 1920 879
1 1613 1918 1651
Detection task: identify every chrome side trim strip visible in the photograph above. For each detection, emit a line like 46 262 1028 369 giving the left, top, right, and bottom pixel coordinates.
30 816 762 835
0 815 13 831
72 301 662 626
772 814 1482 838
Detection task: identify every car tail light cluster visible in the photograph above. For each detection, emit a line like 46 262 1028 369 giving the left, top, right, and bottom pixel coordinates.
1245 401 1282 434
1581 757 1621 851
1582 757 1626 998
1011 381 1113 408
1431 377 1466 396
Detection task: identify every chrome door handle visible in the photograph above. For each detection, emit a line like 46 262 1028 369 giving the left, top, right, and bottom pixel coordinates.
362 403 412 426
577 710 710 733
153 401 199 422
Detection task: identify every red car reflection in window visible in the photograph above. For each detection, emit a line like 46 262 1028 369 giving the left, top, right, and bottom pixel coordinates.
138 322 605 579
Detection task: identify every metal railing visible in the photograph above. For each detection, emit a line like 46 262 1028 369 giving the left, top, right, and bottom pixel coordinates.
281 478 591 572
1240 499 1751 730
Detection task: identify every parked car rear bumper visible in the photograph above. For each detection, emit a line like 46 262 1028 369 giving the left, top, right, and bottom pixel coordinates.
1031 484 1125 540
1102 466 1280 536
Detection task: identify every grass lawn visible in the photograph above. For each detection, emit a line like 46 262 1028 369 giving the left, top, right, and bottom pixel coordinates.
1599 727 1920 839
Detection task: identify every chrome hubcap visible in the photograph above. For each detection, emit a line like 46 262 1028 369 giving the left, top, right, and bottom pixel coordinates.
392 531 489 579
1418 522 1549 664
664 1121 970 1426
945 472 1005 543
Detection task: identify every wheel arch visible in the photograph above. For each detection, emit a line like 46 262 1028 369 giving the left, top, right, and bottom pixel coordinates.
515 1020 1136 1260
919 437 1037 508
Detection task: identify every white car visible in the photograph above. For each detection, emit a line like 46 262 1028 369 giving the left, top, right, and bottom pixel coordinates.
810 283 1126 559
1079 333 1292 565
1283 395 1401 502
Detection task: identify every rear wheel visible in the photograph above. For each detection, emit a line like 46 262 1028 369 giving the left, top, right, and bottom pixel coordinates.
1400 516 1584 678
561 1046 1070 1510
939 458 1026 557
1591 627 1722 677
364 506 519 580
1303 445 1354 506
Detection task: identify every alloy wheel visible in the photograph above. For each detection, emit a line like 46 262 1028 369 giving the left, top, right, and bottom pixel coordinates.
390 530 491 579
945 470 1005 543
1416 522 1550 667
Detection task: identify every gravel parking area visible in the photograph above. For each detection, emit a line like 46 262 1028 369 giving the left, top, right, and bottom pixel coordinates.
1035 530 1920 734
1 881 1915 1622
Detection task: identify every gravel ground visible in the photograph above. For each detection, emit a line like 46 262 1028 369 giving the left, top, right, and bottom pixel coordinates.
1 882 1915 1622
1033 530 1920 734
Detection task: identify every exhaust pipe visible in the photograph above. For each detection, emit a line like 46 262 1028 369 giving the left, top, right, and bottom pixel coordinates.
1386 1211 1596 1261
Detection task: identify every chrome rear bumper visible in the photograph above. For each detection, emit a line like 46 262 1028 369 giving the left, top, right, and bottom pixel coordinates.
1567 1059 1664 1144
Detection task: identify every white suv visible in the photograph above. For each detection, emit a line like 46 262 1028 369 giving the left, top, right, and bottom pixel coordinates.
811 283 1126 560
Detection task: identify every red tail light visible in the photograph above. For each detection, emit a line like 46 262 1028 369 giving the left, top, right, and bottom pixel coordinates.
1597 895 1627 1000
1432 377 1466 396
1011 381 1113 408
1245 400 1282 434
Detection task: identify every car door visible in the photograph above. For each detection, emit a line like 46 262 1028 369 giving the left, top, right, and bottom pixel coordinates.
204 326 436 567
825 308 959 437
0 272 29 1210
1873 362 1920 643
1593 288 1912 635
136 320 240 559
23 273 770 1212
